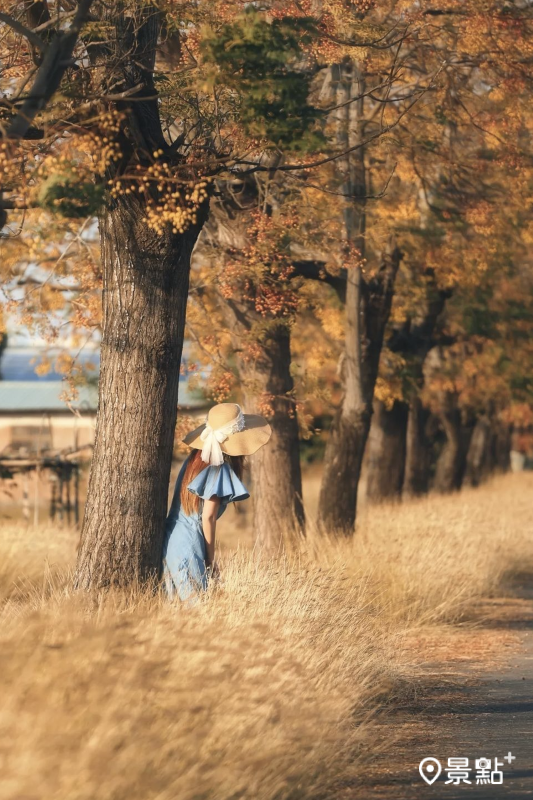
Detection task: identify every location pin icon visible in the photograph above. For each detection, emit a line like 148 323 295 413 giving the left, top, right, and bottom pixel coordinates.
419 758 442 785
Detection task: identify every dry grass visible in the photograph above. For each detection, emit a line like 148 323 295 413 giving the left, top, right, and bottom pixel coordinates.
0 473 532 800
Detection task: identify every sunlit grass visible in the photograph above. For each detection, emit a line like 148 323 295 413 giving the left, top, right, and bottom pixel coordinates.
0 473 532 800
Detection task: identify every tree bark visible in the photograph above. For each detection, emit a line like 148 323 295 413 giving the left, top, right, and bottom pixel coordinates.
403 396 432 496
242 323 305 550
433 407 476 493
75 193 206 589
462 416 511 488
464 416 491 487
6 0 94 140
491 422 512 473
318 245 400 532
366 399 408 502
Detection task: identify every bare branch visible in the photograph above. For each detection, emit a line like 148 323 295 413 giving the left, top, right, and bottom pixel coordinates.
283 163 397 201
0 198 37 209
231 62 446 176
4 0 94 140
0 11 46 52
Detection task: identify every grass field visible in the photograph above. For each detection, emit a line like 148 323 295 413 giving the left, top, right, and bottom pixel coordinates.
1 473 532 800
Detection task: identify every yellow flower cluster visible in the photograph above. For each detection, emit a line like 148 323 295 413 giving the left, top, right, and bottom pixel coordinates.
109 151 212 235
208 370 234 403
0 141 23 192
36 115 123 183
257 393 276 420
144 178 210 236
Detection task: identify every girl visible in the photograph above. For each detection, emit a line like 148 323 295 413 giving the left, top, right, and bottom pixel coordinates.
162 402 271 602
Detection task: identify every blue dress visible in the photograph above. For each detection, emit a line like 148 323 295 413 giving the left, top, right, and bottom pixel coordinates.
162 459 249 602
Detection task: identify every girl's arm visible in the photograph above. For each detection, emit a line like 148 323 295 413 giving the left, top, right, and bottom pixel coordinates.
202 495 221 569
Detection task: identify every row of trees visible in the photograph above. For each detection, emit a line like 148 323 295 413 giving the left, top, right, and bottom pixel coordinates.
1 0 533 585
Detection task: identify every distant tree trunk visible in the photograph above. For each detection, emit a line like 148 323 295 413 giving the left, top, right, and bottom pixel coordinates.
433 407 476 493
242 323 305 550
75 194 205 589
489 421 512 474
464 417 491 487
385 276 450 498
366 399 408 502
403 397 432 496
318 246 401 531
465 416 512 487
317 61 402 533
208 184 306 550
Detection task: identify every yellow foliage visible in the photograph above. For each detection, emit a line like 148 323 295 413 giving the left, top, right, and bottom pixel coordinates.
374 375 403 409
315 306 344 342
32 357 52 377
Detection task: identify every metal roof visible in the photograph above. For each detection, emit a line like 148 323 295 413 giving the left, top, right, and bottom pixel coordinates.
0 379 206 413
0 381 98 412
0 348 100 381
0 343 209 412
0 341 197 382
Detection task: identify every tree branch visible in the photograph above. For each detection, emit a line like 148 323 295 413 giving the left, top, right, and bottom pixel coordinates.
0 11 46 52
290 260 347 302
4 0 94 140
231 62 446 176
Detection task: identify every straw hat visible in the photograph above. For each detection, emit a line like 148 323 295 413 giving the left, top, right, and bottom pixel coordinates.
183 402 271 466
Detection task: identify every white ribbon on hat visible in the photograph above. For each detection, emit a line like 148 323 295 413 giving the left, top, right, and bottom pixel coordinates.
199 405 246 466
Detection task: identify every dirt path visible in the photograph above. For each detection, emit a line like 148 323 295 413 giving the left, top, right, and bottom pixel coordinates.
345 576 533 799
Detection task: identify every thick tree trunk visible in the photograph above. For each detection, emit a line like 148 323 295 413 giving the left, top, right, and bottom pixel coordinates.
75 194 205 589
433 409 476 493
403 397 432 496
366 399 408 502
242 324 305 550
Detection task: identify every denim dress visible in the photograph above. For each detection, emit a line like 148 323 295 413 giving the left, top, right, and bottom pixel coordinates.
162 458 249 602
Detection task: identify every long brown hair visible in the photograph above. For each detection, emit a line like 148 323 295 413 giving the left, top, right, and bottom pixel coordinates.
180 449 245 516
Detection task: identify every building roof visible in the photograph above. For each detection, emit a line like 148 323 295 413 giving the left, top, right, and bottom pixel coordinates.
0 343 208 412
0 347 100 381
0 381 98 412
0 342 199 382
0 379 207 413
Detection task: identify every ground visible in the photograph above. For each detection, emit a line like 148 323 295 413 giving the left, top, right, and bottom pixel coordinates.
347 575 533 799
1 472 532 800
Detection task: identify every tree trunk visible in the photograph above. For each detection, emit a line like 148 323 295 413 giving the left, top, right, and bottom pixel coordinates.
403 397 432 496
206 173 306 551
318 246 400 531
75 194 205 589
386 277 451 498
463 416 512 487
464 417 491 487
242 324 305 550
317 62 401 532
366 399 408 502
433 409 476 493
490 422 512 473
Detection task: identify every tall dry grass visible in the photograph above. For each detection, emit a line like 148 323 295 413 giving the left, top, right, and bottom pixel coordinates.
0 473 532 800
